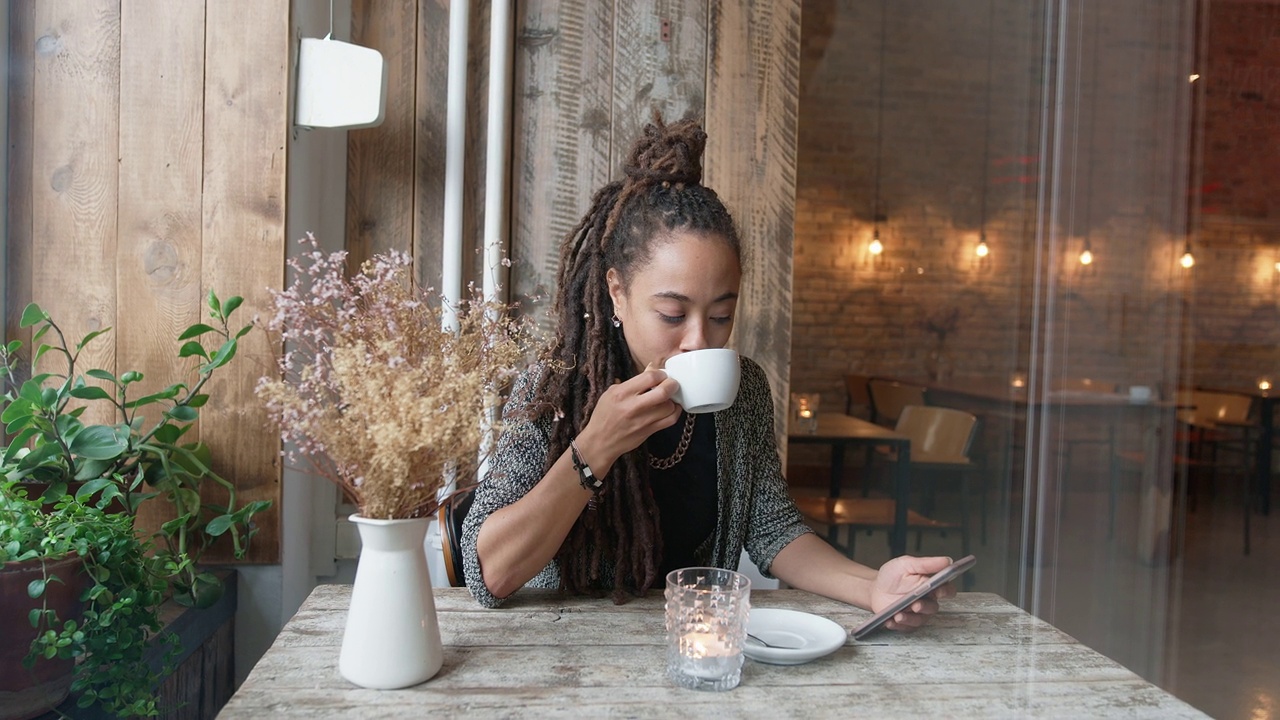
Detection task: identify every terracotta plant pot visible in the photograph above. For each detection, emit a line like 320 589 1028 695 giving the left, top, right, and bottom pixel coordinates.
0 554 86 720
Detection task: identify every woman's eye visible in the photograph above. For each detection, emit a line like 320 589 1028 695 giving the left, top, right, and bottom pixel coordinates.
658 313 684 324
711 316 733 325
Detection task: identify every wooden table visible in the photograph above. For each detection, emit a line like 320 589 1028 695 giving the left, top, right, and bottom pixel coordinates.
220 586 1206 719
787 413 912 555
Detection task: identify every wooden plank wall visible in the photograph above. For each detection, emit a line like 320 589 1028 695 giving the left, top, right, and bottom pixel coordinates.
349 0 799 440
6 0 286 563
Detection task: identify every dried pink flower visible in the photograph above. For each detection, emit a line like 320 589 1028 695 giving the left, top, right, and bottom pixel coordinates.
257 234 542 519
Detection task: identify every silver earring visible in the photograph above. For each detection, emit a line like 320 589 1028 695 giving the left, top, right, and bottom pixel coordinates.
611 314 622 328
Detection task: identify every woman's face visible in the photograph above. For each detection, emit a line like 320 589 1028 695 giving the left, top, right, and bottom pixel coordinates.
606 230 742 372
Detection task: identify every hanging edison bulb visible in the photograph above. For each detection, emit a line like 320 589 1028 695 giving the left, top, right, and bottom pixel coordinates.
869 228 884 256
1079 241 1094 266
1179 241 1195 269
975 234 990 258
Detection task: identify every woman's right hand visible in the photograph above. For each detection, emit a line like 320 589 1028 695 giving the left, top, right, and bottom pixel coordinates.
574 365 681 474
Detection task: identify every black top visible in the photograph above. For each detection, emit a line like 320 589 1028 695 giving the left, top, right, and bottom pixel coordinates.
648 411 719 580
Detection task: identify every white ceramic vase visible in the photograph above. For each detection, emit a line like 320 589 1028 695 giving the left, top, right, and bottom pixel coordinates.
338 514 444 689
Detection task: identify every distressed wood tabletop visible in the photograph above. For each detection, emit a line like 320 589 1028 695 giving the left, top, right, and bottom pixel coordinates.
220 587 1205 719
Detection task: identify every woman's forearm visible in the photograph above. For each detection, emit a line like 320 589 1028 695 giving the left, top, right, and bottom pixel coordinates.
767 533 879 610
475 449 592 597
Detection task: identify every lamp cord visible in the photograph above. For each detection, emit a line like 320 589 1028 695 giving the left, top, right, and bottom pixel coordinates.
979 0 995 240
872 0 888 231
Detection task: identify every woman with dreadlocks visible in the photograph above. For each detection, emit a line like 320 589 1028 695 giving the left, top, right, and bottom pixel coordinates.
461 116 954 630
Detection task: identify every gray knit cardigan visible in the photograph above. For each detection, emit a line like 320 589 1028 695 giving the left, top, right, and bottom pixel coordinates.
461 355 812 607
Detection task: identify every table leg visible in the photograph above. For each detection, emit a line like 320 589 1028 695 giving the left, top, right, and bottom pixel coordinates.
891 442 911 557
829 444 846 499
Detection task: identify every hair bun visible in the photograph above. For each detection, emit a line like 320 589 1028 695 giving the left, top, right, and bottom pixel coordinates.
622 116 706 186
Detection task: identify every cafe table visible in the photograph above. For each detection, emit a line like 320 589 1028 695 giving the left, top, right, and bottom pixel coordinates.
786 413 912 555
219 586 1206 719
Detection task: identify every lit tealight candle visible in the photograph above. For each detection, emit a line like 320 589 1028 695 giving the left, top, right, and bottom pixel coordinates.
1259 378 1272 393
799 408 813 419
681 630 734 680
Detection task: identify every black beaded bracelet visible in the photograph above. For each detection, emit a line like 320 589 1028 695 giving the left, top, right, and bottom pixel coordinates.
569 439 604 494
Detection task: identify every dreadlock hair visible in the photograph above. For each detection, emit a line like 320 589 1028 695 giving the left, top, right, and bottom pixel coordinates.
530 114 742 603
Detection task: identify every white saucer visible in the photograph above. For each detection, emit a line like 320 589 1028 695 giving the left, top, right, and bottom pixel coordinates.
743 608 848 665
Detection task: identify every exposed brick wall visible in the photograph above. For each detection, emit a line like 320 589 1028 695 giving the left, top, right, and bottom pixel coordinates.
791 0 1278 409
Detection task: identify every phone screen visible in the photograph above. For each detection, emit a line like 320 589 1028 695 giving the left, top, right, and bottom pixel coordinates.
851 555 976 640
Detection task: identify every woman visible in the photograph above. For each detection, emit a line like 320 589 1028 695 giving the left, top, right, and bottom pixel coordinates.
462 116 955 630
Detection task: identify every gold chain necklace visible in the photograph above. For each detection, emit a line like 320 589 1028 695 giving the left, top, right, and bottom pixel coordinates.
649 412 696 470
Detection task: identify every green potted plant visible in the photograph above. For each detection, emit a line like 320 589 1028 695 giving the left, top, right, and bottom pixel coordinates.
0 480 174 718
0 291 270 608
0 290 271 715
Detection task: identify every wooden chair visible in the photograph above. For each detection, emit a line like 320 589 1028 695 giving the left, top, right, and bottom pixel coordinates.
1114 390 1256 552
796 406 979 574
437 487 475 587
867 379 927 428
844 373 873 419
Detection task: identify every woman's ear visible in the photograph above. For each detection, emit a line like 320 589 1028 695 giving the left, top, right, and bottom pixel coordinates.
606 268 626 316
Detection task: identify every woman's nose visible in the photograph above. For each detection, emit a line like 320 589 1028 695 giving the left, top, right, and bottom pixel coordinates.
680 322 710 352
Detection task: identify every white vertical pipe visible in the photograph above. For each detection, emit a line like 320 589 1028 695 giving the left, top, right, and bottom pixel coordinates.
483 0 514 305
441 0 470 331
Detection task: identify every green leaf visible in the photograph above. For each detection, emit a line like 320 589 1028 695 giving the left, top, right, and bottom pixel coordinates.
202 338 238 371
73 457 114 481
119 370 143 385
69 385 113 401
68 425 128 460
235 324 253 339
221 296 244 318
32 344 55 366
3 427 39 464
19 303 47 328
28 578 46 598
86 368 117 384
74 328 112 353
207 289 222 316
186 394 209 408
205 514 235 536
5 339 24 354
125 384 184 409
178 323 218 340
3 396 32 423
178 341 209 360
160 514 192 536
28 608 41 628
18 380 45 405
30 324 50 345
166 405 198 423
152 423 182 444
75 477 117 501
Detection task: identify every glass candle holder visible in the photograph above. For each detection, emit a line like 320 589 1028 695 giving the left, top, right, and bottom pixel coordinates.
664 567 751 692
790 392 820 434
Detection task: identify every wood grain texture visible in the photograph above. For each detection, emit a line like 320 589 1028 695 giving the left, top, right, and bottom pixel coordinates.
411 0 450 291
510 0 615 326
30 0 120 426
347 0 418 268
610 0 708 172
201 0 288 563
117 0 207 542
220 587 1207 719
6 0 34 354
705 0 801 449
463 0 492 289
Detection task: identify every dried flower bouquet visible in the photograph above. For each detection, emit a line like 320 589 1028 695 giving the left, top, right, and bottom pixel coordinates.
257 235 540 519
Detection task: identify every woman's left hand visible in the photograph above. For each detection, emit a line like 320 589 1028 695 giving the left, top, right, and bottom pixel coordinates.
869 555 958 632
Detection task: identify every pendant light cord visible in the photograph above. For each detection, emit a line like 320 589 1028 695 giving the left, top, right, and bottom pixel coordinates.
979 0 995 241
872 0 888 231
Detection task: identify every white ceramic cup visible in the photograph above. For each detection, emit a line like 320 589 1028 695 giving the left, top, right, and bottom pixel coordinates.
661 348 741 414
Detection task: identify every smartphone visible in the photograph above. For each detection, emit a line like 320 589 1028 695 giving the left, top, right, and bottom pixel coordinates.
851 554 976 640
